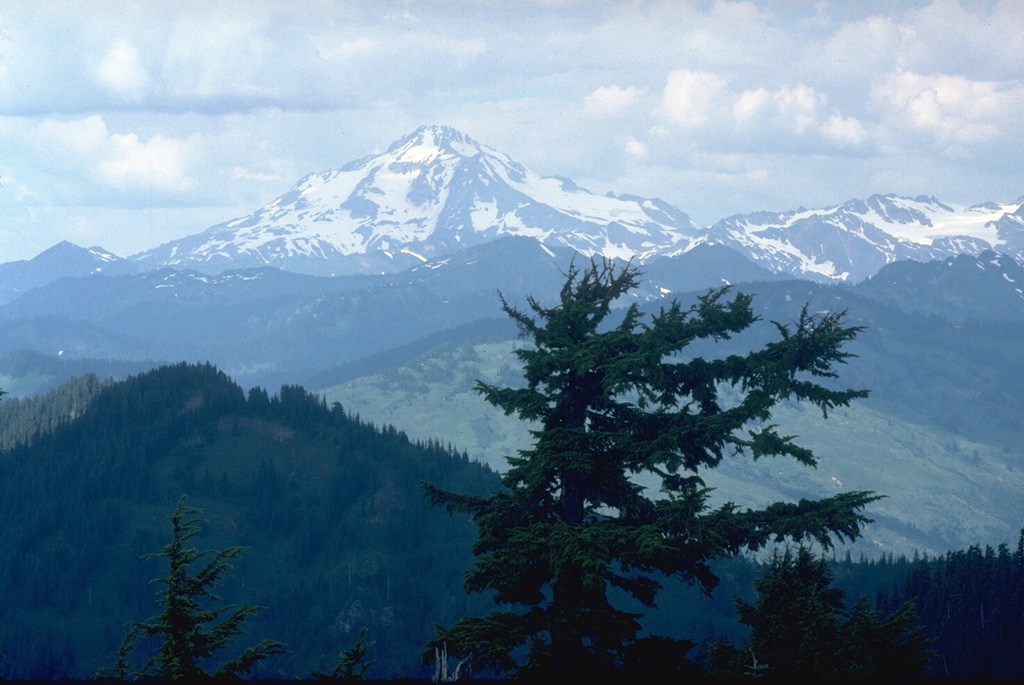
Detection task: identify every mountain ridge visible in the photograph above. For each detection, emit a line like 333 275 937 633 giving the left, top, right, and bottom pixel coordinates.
5 125 1022 286
131 125 701 276
705 194 1024 282
853 249 1024 323
123 123 1023 282
0 241 149 305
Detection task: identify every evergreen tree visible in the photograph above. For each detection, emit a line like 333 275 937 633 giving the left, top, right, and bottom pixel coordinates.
423 260 879 678
738 547 843 677
310 627 375 680
709 546 932 678
892 533 1024 677
104 495 285 680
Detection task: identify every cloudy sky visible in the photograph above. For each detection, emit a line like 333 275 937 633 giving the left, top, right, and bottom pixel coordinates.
1 0 1022 262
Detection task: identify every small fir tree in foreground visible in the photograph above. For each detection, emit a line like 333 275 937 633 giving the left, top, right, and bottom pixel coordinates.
101 495 285 680
310 627 375 680
708 546 933 678
423 261 880 678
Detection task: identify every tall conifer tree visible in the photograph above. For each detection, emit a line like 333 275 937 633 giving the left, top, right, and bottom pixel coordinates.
424 260 879 678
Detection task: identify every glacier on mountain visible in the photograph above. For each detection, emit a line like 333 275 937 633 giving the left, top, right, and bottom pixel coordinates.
133 125 701 276
130 124 1024 282
703 194 1023 282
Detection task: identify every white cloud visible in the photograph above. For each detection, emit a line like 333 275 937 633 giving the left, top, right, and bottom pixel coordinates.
732 84 824 134
0 167 36 203
898 0 1024 80
811 15 900 84
771 84 822 134
872 70 1024 144
656 72 838 146
97 133 195 192
625 138 646 157
733 88 771 121
313 36 379 62
653 70 728 127
821 115 867 147
584 85 640 117
95 41 149 99
161 14 276 102
35 115 110 155
3 114 197 196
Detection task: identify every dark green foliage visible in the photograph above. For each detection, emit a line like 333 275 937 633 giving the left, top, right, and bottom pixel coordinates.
105 495 286 680
0 362 498 679
423 260 878 678
708 546 932 678
883 533 1024 677
737 548 845 676
0 372 106 450
310 627 375 680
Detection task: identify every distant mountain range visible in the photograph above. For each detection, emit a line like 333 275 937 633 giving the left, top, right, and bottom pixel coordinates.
110 124 1024 282
1 123 1023 445
2 125 1022 288
706 195 1023 282
2 228 1022 393
2 167 1024 566
0 241 148 305
0 236 782 390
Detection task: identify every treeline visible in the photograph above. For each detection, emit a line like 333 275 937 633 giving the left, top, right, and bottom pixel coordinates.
698 538 1024 678
0 372 108 450
0 363 498 679
0 365 1022 678
867 539 1024 676
0 348 157 399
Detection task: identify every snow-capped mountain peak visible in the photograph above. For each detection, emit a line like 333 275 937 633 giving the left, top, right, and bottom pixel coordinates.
134 124 701 275
129 124 1023 281
704 193 1024 282
383 124 486 162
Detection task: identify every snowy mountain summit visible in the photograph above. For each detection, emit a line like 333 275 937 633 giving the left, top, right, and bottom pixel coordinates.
134 125 701 275
705 194 1024 282
132 124 1023 280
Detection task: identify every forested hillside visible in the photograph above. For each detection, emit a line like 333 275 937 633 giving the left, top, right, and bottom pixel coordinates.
0 363 499 679
0 363 1021 678
322 279 1024 557
830 539 1024 677
0 372 108 450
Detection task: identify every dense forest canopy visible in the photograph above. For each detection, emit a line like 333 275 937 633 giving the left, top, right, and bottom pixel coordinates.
0 362 498 679
0 361 1021 678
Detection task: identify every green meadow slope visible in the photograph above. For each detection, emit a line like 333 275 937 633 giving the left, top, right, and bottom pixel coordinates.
320 335 1024 558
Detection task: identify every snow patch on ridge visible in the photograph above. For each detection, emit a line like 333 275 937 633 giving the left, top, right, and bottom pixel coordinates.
130 126 1024 282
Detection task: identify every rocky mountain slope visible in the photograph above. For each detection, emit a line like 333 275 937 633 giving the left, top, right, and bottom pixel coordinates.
705 195 1024 282
133 125 701 276
128 124 1023 281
